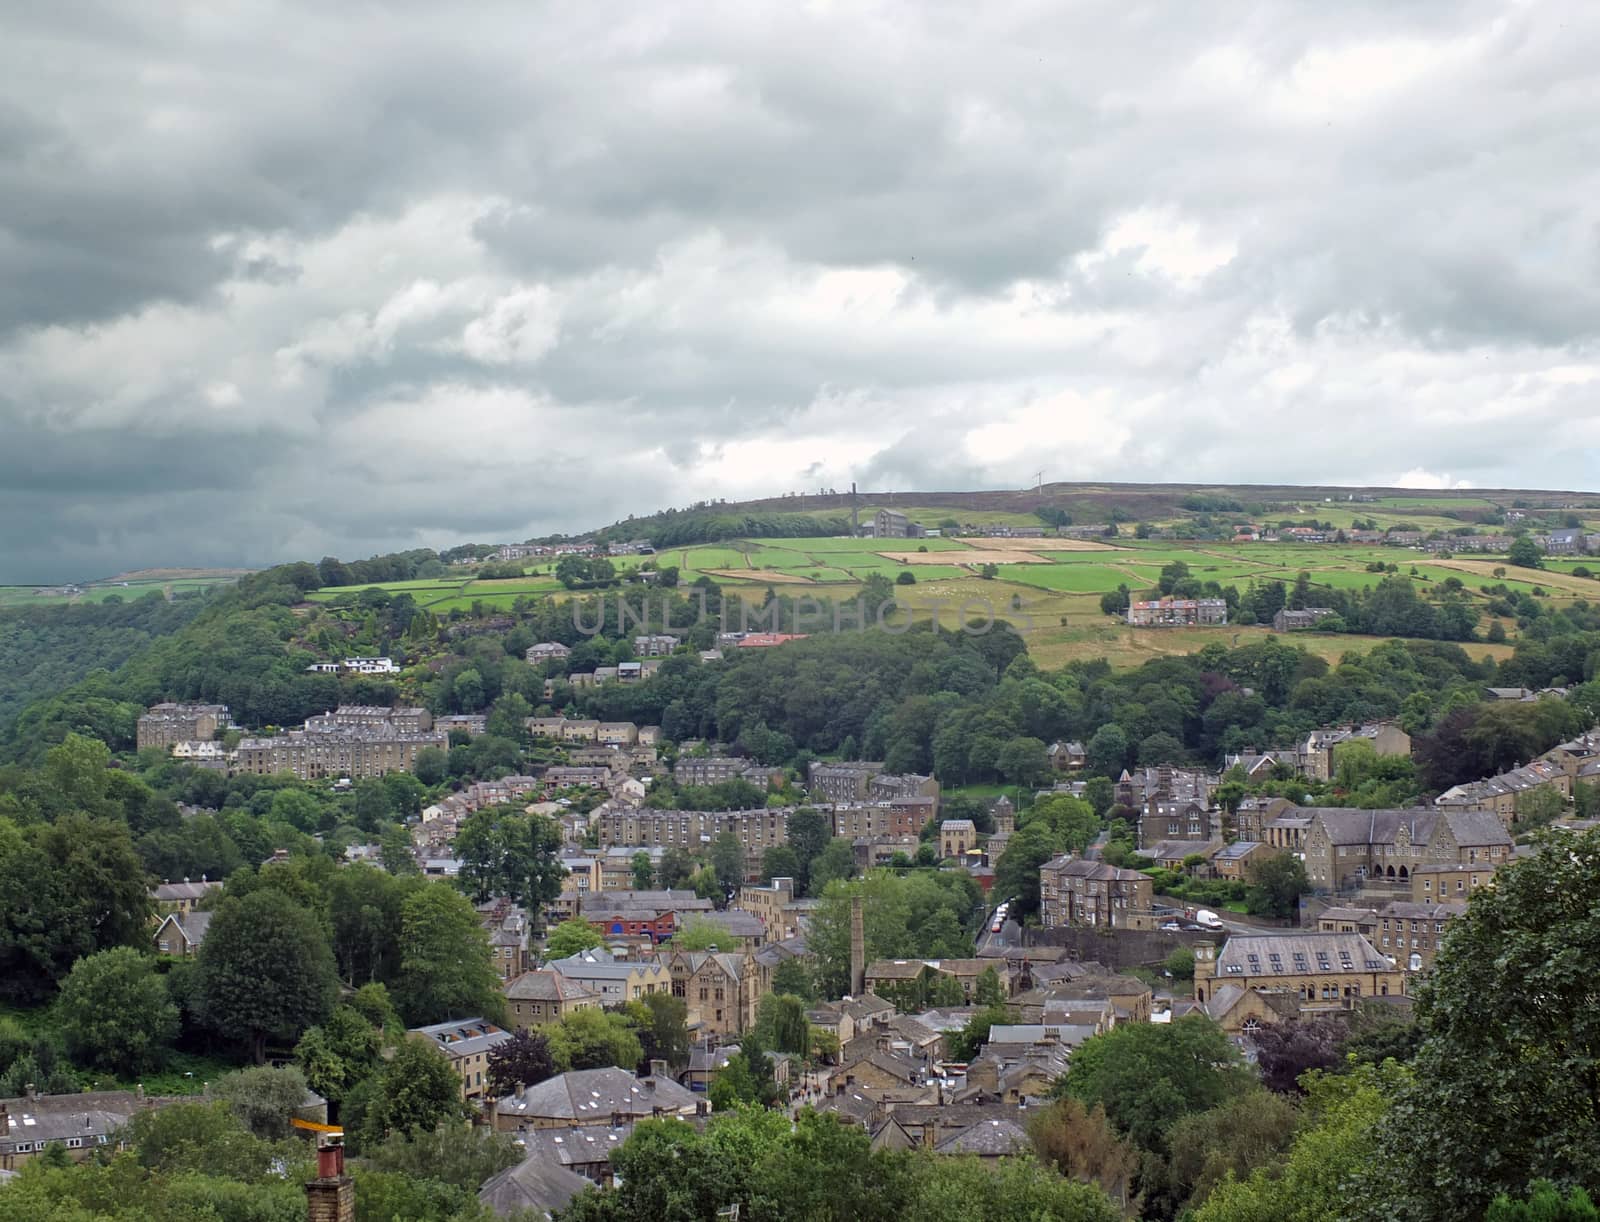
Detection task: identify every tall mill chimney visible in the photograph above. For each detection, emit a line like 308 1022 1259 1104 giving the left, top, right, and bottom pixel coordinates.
850 894 866 996
850 483 860 537
306 1137 354 1222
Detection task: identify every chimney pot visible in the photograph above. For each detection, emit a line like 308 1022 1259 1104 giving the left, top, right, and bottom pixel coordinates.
316 1138 345 1180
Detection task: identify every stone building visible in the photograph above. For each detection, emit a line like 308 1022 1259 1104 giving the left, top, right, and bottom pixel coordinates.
668 949 766 1036
1301 807 1513 892
136 702 230 751
504 970 601 1030
1193 932 1406 1012
234 725 447 780
1039 855 1154 930
596 808 791 869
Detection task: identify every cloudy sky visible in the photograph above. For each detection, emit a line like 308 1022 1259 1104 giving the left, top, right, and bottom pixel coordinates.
3 1 1599 581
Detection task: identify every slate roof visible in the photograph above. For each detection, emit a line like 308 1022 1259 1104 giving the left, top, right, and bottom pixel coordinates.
411 1018 512 1060
1212 840 1265 861
986 1023 1099 1048
151 880 220 903
934 1118 1032 1156
496 1068 699 1123
504 970 598 1004
0 1091 150 1155
1214 932 1393 978
1302 806 1510 850
1201 984 1247 1022
695 910 767 939
518 1124 632 1170
1379 902 1469 920
155 909 212 948
1041 855 1150 882
478 1153 593 1217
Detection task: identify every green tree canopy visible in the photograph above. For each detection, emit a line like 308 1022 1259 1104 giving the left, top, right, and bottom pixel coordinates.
196 888 338 1063
543 1007 643 1073
1060 1015 1251 1155
56 947 178 1076
359 1035 469 1147
395 882 505 1025
544 917 604 961
1380 829 1600 1218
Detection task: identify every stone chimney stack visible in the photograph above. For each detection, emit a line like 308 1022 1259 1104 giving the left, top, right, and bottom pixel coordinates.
849 895 866 996
305 1137 354 1222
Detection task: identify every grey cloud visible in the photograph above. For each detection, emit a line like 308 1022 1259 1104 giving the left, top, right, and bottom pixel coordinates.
2 1 1600 581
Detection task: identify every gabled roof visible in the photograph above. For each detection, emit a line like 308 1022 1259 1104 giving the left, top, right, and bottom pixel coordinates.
154 910 212 947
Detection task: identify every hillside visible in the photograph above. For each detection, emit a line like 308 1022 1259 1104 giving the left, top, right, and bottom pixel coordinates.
586 482 1600 547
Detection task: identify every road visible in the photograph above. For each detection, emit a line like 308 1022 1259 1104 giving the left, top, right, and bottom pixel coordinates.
975 899 1021 953
1153 895 1281 937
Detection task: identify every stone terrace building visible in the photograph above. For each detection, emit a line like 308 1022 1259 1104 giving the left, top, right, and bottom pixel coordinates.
1411 861 1500 904
0 1090 173 1170
674 756 754 786
596 807 791 865
306 704 433 733
1301 807 1513 892
235 725 447 780
1040 855 1155 930
1373 901 1468 973
808 761 886 803
1125 597 1228 627
137 703 230 751
833 804 925 840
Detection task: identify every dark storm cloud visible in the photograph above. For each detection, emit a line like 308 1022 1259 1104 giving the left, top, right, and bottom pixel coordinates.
2 0 1599 581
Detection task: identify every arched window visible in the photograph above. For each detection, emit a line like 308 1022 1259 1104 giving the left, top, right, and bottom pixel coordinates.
1241 1017 1261 1033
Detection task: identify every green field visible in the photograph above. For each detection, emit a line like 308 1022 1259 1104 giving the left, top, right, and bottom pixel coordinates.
996 564 1132 592
0 575 240 607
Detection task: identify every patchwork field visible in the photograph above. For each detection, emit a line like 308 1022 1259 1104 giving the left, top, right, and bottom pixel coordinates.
705 569 818 584
281 524 1600 670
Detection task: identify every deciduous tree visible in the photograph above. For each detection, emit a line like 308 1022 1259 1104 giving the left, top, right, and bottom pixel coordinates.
56 947 178 1076
1380 830 1600 1217
543 917 603 961
394 883 504 1025
197 889 338 1063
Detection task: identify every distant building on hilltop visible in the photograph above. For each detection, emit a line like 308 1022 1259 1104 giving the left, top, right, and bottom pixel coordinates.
1126 598 1227 627
137 703 230 752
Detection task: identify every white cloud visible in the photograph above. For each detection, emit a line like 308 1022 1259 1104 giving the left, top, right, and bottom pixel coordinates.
1393 469 1476 490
